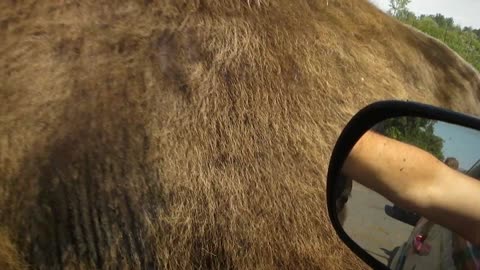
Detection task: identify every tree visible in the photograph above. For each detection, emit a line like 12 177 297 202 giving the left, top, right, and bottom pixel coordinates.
389 0 412 18
431 14 454 28
375 117 445 160
403 10 417 24
396 11 480 72
416 16 441 37
473 29 480 39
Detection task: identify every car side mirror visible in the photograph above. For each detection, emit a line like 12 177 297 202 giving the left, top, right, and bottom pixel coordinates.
327 101 480 270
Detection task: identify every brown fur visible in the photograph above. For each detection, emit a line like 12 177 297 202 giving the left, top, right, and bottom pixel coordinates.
1 0 479 269
0 229 25 270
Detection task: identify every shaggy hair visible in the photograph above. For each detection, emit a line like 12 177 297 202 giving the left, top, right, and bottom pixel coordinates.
444 157 459 170
1 0 479 269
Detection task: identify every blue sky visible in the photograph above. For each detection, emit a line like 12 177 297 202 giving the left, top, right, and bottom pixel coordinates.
434 121 480 171
370 0 480 28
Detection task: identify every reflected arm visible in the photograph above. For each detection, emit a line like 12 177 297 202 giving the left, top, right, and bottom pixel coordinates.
342 131 480 245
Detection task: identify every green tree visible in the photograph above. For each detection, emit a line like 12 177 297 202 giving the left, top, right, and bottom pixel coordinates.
389 0 412 18
431 14 454 28
402 10 417 24
376 117 445 160
395 10 480 71
416 16 442 38
473 29 480 39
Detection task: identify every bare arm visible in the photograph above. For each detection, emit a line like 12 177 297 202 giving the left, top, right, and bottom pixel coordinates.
342 131 480 245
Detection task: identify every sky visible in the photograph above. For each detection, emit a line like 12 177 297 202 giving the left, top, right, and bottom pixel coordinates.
434 121 480 171
369 0 480 29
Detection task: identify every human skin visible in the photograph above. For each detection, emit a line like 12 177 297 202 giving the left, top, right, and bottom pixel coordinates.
342 131 480 245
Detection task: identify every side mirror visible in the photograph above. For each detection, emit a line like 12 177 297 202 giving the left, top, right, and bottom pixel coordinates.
327 101 480 270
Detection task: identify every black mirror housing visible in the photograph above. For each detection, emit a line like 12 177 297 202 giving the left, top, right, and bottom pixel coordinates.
326 100 480 270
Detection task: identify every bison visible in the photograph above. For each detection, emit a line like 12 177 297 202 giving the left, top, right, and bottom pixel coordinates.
1 0 479 269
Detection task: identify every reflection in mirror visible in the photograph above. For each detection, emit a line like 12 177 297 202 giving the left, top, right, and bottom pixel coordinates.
336 117 480 269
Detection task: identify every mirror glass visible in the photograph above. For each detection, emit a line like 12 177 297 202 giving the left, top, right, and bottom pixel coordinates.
336 117 480 269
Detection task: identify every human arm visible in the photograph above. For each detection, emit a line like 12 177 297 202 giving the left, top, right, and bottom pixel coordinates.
341 131 480 245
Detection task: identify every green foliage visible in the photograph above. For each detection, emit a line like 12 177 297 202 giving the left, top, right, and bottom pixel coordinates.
388 0 412 17
389 2 480 72
473 29 480 39
378 117 445 160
